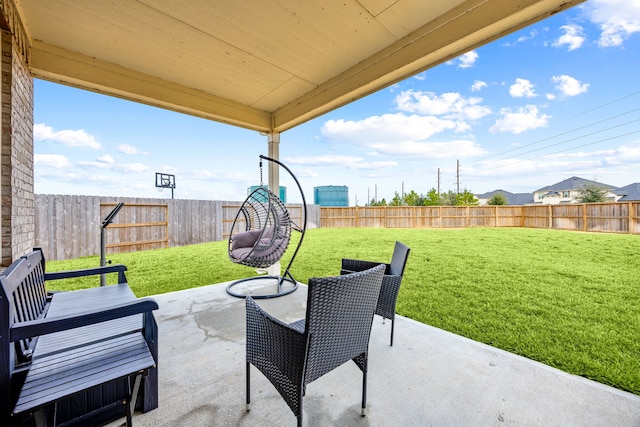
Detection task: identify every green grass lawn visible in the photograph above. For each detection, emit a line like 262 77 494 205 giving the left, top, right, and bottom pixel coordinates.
46 227 640 395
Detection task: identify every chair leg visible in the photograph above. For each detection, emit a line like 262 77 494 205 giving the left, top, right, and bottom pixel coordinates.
390 318 395 347
246 362 251 412
361 355 368 417
297 395 304 427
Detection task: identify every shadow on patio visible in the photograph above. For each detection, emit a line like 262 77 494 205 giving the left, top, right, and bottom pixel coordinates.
112 281 640 427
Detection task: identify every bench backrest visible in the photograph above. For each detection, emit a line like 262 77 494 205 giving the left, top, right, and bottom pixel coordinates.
0 248 48 373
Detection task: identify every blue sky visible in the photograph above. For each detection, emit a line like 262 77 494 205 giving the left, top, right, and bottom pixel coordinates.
34 0 640 205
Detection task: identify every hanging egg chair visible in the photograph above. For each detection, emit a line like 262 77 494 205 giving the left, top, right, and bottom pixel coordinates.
226 155 307 298
228 187 291 268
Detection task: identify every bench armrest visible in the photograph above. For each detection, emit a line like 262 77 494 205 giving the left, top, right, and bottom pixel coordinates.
10 297 158 342
45 264 128 284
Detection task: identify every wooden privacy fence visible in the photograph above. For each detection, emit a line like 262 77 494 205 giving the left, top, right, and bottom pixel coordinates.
35 195 638 261
35 195 317 261
320 203 640 234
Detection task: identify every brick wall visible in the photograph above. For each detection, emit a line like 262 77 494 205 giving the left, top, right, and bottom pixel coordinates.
0 24 34 266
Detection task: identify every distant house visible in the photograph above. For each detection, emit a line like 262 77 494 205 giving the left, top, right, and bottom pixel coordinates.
476 190 534 206
614 183 640 201
533 176 619 205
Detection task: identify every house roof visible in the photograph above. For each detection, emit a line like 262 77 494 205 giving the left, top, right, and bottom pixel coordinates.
534 176 616 193
10 0 584 133
615 183 640 201
476 190 533 205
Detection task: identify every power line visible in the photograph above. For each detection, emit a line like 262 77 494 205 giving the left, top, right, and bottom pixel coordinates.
478 107 640 162
523 129 640 162
492 117 640 160
474 90 640 164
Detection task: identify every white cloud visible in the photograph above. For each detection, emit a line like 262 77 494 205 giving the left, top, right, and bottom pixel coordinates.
321 113 460 144
458 51 479 68
471 80 487 92
118 144 143 155
285 155 397 172
115 163 149 173
413 72 427 81
553 24 585 50
490 105 551 134
612 140 640 162
509 78 537 98
584 0 640 47
503 30 539 47
77 157 148 173
367 139 486 159
34 154 72 168
394 90 491 121
552 75 589 96
286 155 364 167
34 123 102 149
97 154 114 164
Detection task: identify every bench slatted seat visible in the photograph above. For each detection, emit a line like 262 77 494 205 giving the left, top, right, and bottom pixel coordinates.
14 333 154 416
1 248 159 427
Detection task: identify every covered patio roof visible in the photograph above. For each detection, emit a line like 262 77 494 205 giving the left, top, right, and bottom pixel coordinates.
15 0 584 133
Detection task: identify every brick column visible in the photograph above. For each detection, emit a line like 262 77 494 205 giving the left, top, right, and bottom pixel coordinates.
1 1 34 266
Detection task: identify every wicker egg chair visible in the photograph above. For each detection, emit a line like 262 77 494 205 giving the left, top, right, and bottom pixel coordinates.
226 155 307 299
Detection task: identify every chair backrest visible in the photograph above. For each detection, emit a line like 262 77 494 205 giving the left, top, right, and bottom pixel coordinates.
228 187 292 269
389 241 410 277
303 264 385 385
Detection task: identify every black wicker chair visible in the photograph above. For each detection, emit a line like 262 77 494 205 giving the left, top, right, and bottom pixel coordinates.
340 241 411 346
245 264 386 427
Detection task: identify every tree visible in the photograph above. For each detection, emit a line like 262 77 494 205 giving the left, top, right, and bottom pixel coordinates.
488 193 508 205
404 190 422 206
389 192 403 206
441 190 458 206
576 183 608 203
424 188 441 206
456 189 479 205
368 198 388 206
440 189 478 206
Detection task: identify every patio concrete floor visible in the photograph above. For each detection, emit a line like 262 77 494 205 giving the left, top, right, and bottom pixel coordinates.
114 280 640 427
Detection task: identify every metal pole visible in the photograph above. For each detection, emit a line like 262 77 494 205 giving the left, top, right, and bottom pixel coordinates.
100 227 107 286
100 202 125 286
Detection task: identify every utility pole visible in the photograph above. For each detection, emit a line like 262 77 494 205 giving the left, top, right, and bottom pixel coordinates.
456 159 460 194
437 168 441 194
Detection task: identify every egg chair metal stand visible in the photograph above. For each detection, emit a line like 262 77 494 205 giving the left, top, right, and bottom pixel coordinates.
226 155 307 299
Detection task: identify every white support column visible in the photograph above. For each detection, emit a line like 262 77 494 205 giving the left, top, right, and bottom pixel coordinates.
267 132 281 277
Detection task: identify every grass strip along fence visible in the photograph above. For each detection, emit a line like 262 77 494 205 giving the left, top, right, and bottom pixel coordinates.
46 227 640 396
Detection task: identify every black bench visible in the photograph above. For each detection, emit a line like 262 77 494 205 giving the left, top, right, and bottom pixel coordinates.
0 248 159 426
